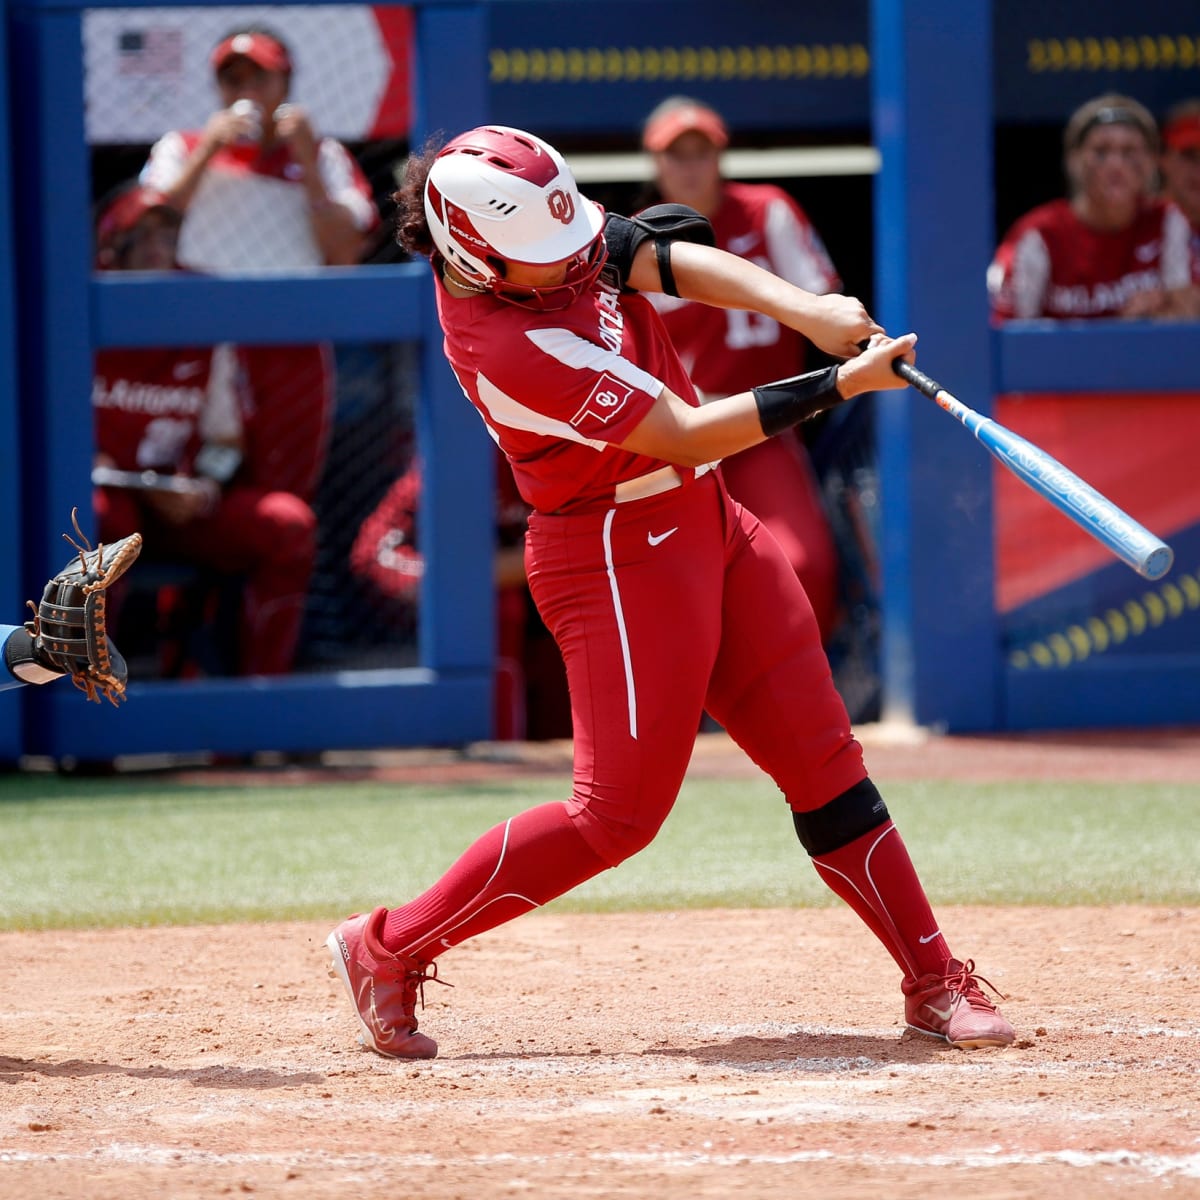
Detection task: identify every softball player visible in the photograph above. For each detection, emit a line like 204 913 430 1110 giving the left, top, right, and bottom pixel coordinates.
989 93 1194 320
327 125 1015 1057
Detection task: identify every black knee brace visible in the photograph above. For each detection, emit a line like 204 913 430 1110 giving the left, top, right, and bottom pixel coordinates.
792 779 890 857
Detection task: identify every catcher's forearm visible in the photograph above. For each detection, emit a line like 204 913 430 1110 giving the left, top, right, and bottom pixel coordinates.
3 626 64 688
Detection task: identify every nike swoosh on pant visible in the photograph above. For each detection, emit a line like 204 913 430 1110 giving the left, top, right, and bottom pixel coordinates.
647 527 679 546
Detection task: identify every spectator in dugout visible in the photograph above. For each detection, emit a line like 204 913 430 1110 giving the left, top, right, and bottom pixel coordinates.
988 92 1195 321
139 26 380 503
350 450 571 741
1159 99 1200 316
636 96 842 644
92 182 317 677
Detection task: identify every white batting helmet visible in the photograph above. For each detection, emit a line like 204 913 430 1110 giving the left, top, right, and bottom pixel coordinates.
424 125 606 310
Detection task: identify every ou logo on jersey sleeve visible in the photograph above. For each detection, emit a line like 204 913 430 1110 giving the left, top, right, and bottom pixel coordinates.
547 188 575 224
570 372 634 428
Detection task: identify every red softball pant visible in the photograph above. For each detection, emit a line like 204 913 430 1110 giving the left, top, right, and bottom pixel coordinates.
525 469 866 867
97 485 317 676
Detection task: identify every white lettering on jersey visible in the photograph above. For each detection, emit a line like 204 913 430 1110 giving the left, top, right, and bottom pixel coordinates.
91 377 206 416
1047 268 1161 315
595 274 625 353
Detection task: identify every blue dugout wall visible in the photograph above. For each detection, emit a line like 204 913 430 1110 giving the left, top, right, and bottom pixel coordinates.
0 0 20 760
1 0 1198 762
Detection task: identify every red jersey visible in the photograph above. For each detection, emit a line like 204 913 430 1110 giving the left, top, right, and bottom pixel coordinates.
141 131 378 273
435 263 702 514
988 197 1193 319
93 344 248 471
647 181 840 397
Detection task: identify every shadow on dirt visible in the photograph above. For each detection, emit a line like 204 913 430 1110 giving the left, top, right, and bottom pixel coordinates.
646 1030 962 1070
0 1055 323 1089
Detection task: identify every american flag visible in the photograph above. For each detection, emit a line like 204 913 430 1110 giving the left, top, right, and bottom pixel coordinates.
117 28 183 76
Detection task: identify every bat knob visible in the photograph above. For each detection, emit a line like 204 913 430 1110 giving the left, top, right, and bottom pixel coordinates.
1142 544 1174 581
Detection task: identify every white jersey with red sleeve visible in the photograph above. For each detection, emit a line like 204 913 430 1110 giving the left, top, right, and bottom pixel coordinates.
988 197 1192 319
140 131 378 273
436 264 701 514
647 181 840 397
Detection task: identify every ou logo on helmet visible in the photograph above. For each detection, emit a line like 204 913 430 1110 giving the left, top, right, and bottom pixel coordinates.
546 188 575 225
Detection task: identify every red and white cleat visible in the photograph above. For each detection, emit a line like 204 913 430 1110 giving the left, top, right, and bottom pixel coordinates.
902 957 1015 1049
327 907 442 1059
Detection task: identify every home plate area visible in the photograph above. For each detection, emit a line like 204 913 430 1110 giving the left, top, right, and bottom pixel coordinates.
1 904 1197 1199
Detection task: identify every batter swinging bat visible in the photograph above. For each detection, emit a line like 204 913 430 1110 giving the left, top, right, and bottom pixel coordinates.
893 360 1174 582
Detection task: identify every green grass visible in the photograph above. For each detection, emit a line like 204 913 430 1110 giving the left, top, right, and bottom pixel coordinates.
0 773 1197 929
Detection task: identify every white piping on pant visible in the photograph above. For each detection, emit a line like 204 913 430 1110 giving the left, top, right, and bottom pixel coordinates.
400 816 539 957
812 823 917 978
602 507 638 741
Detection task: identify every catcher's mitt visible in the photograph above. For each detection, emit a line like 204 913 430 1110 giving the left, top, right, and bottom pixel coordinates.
26 508 143 705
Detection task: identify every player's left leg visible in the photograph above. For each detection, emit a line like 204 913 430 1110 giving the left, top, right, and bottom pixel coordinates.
705 497 1013 1048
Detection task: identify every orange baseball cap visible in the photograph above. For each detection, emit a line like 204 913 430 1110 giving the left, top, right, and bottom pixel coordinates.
642 99 729 152
1163 113 1200 152
211 31 292 74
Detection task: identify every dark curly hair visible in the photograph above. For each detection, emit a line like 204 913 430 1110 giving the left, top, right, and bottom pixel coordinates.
392 136 444 258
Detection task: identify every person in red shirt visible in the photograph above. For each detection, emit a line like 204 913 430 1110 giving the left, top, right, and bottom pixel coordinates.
989 93 1194 320
92 183 317 676
325 125 1015 1060
350 449 570 740
1159 100 1200 314
637 97 842 641
140 27 380 502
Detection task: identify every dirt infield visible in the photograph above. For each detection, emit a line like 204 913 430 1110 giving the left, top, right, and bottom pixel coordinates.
2 729 1199 1199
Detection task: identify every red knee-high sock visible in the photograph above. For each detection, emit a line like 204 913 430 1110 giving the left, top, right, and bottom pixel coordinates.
811 820 951 979
381 801 608 962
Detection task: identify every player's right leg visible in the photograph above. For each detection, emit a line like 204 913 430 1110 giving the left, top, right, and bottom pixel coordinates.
705 496 1014 1049
327 474 727 1057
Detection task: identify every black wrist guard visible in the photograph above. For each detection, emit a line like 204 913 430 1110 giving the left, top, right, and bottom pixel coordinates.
4 627 64 686
752 365 843 438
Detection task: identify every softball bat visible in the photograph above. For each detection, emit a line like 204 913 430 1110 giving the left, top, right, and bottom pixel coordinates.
893 360 1173 582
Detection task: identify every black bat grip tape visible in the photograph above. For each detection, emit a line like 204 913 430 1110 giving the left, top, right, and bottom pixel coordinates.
892 360 943 398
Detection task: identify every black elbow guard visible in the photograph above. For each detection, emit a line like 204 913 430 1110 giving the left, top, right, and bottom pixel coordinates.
603 205 715 292
752 365 844 438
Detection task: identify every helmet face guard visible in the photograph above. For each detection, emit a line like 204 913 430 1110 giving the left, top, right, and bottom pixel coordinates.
490 237 609 311
424 125 606 310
